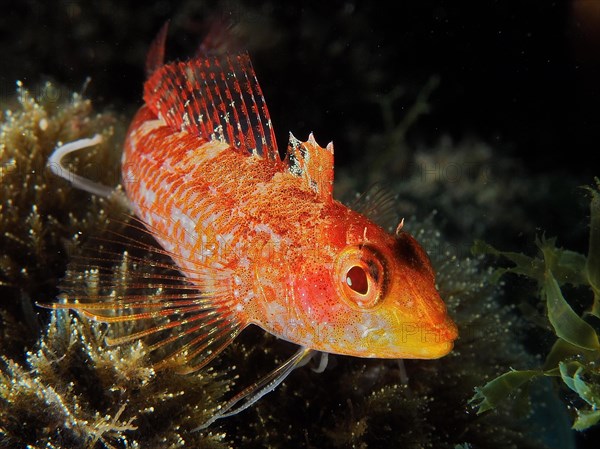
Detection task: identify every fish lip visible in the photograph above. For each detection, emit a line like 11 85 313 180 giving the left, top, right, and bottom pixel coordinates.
396 319 458 359
366 339 455 359
392 335 456 359
361 320 457 359
413 339 455 359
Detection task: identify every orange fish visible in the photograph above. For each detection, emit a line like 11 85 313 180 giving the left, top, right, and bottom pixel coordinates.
44 24 457 427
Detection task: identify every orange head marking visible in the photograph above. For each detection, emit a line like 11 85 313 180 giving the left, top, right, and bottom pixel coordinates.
285 211 458 360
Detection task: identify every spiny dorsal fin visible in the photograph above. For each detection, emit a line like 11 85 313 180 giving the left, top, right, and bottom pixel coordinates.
286 133 334 199
144 53 279 160
145 21 169 77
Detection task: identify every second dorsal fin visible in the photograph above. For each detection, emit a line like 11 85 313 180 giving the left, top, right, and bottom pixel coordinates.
144 53 279 160
286 133 334 199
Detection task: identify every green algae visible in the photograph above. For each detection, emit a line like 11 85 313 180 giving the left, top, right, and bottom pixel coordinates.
0 83 553 448
471 181 600 432
0 84 230 448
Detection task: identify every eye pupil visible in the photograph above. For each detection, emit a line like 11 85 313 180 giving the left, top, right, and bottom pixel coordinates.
346 266 368 295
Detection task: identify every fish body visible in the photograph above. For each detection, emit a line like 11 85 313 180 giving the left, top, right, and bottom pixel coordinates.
118 42 457 364
44 26 457 418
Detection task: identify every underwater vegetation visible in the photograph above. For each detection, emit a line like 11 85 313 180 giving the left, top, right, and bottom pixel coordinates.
471 181 600 432
0 83 572 449
0 82 120 362
0 84 230 448
3 2 598 447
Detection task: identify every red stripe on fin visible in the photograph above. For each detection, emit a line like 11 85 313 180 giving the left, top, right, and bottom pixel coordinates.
144 53 279 160
286 133 334 199
146 21 169 78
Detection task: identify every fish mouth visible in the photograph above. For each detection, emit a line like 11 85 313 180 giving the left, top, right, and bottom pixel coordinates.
356 317 457 360
364 338 455 360
380 337 456 359
405 339 455 359
392 317 458 359
412 317 458 358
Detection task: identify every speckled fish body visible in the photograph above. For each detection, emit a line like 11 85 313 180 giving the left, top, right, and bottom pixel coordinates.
116 31 458 365
46 25 457 382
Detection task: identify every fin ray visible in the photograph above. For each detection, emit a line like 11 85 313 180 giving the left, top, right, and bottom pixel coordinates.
39 216 245 373
194 347 315 430
349 183 399 231
144 53 278 159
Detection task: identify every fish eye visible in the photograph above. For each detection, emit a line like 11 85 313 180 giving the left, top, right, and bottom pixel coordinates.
346 265 368 294
335 245 387 309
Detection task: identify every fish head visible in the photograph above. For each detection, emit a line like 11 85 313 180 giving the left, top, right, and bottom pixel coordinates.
292 218 458 359
335 227 457 359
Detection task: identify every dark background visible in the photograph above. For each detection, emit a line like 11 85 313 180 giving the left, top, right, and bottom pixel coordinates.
1 1 599 447
1 0 598 179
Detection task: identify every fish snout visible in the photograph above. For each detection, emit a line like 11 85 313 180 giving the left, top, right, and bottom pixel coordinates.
380 282 458 359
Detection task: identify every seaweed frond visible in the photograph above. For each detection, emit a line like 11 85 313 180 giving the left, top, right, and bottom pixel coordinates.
470 179 600 431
